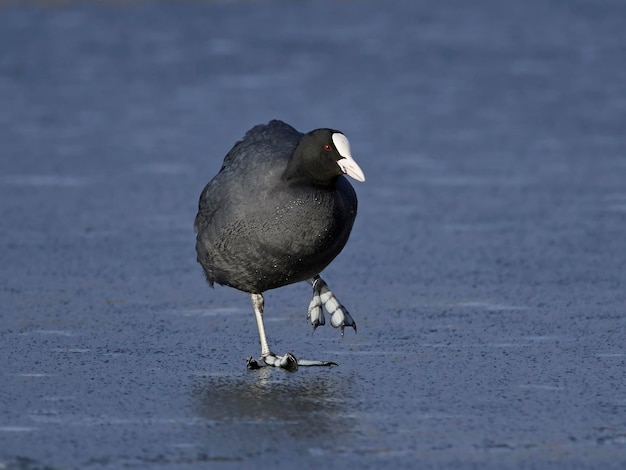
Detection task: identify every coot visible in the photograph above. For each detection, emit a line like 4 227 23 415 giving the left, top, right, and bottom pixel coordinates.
194 120 365 370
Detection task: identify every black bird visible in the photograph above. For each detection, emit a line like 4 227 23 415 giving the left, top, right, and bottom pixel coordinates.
194 120 365 370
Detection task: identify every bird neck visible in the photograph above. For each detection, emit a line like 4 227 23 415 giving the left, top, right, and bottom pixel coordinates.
283 149 338 187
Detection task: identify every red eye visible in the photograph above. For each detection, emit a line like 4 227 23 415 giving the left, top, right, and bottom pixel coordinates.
323 144 332 151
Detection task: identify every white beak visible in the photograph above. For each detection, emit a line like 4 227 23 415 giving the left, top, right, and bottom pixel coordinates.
332 132 366 182
337 156 366 182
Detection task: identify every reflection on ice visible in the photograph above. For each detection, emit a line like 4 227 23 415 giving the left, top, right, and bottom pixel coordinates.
192 372 358 438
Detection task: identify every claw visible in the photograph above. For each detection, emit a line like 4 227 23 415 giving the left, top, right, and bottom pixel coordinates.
247 353 298 371
247 353 337 370
330 307 357 336
275 352 298 372
246 356 265 369
297 359 338 367
307 276 357 338
307 296 325 332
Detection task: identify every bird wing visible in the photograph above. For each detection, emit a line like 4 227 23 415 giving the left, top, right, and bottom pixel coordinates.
219 120 302 170
194 120 302 234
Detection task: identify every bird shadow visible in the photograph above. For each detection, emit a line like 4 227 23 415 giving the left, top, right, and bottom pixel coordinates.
191 368 358 440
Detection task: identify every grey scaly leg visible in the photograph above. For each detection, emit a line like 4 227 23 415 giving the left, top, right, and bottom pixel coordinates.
307 275 357 335
252 293 271 357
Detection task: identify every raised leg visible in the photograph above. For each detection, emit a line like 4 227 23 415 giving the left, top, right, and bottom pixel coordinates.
307 275 357 335
246 293 336 371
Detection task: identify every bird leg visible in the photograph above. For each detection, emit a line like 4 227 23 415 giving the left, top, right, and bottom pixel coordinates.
251 293 271 357
307 276 357 335
247 293 336 371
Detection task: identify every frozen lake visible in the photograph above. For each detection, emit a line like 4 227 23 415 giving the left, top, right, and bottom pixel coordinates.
1 0 626 468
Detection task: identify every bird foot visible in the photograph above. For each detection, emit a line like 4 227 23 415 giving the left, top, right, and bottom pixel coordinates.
247 353 337 371
307 277 357 335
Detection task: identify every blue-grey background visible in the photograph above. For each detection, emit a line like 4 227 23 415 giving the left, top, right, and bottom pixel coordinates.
1 0 625 468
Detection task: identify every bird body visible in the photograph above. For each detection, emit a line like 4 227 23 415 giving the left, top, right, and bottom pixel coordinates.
194 120 364 370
